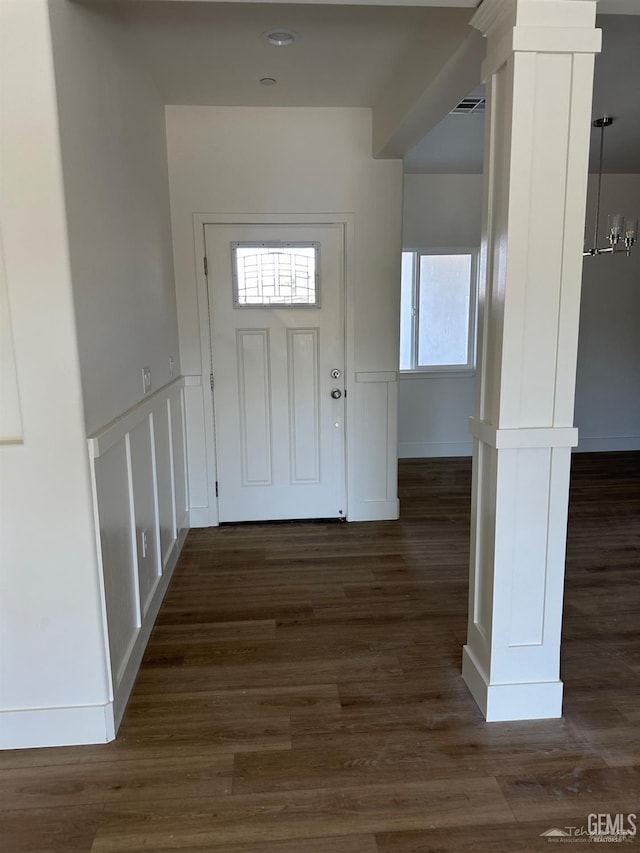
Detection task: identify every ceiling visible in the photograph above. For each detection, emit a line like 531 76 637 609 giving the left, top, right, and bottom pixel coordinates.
81 1 640 173
106 1 473 108
589 14 640 173
406 14 640 174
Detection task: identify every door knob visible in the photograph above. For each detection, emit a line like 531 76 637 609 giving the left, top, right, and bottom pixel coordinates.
331 388 342 399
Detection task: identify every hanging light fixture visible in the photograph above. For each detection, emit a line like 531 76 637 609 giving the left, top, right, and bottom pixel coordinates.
584 116 637 258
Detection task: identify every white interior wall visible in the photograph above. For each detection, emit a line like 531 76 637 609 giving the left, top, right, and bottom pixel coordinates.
0 227 22 442
48 0 180 436
45 0 188 738
399 174 482 457
166 106 403 523
0 0 111 748
400 172 640 457
0 0 187 749
576 173 640 451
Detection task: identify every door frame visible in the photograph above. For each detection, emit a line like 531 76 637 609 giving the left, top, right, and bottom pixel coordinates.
193 212 355 526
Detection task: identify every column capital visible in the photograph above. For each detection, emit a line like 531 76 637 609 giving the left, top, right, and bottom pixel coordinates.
472 0 600 80
472 0 597 37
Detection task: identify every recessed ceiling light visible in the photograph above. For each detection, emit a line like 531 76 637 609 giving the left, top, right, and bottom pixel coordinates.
260 77 277 86
262 29 297 47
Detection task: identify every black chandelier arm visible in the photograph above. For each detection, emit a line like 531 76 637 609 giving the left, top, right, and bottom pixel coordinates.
582 245 635 258
591 118 610 253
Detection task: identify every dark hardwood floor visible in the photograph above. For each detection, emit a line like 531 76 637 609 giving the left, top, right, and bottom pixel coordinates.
1 453 639 851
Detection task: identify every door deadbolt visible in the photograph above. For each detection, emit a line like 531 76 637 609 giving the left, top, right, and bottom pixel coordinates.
331 368 341 379
331 388 342 399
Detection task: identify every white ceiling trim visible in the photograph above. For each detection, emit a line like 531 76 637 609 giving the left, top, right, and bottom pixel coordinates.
79 0 640 13
98 0 479 5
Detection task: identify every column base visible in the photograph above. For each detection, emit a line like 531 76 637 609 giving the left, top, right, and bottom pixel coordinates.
0 702 115 750
462 645 563 722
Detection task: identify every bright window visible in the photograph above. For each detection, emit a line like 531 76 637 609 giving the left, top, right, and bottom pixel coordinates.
399 249 477 373
232 242 319 307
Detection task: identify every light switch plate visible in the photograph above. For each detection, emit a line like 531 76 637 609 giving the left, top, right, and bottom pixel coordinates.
142 366 152 395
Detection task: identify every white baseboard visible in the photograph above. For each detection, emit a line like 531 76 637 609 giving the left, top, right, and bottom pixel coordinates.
461 645 563 722
348 498 399 522
0 528 188 749
398 440 473 459
574 435 640 453
399 437 640 458
113 524 188 729
189 506 213 528
0 702 115 750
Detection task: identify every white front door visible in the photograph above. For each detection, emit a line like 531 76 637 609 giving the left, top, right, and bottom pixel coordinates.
205 223 346 522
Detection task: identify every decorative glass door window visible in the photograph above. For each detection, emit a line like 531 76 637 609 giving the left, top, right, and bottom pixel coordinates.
232 242 320 307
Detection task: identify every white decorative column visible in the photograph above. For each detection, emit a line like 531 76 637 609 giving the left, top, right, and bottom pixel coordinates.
462 0 601 721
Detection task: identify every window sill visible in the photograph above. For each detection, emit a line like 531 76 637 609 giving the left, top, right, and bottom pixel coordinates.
399 369 476 380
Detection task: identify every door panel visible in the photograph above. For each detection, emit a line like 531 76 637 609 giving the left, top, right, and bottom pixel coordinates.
205 223 346 522
288 328 320 484
237 329 272 485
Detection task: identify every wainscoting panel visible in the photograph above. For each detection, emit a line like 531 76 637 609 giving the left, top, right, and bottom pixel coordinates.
348 372 399 521
183 376 213 527
170 387 190 535
93 440 139 687
129 418 160 620
152 400 175 569
89 377 189 730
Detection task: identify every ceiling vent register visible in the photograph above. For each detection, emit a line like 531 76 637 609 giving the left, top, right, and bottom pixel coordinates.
450 97 486 115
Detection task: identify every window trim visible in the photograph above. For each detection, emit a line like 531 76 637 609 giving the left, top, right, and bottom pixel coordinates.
399 246 478 377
